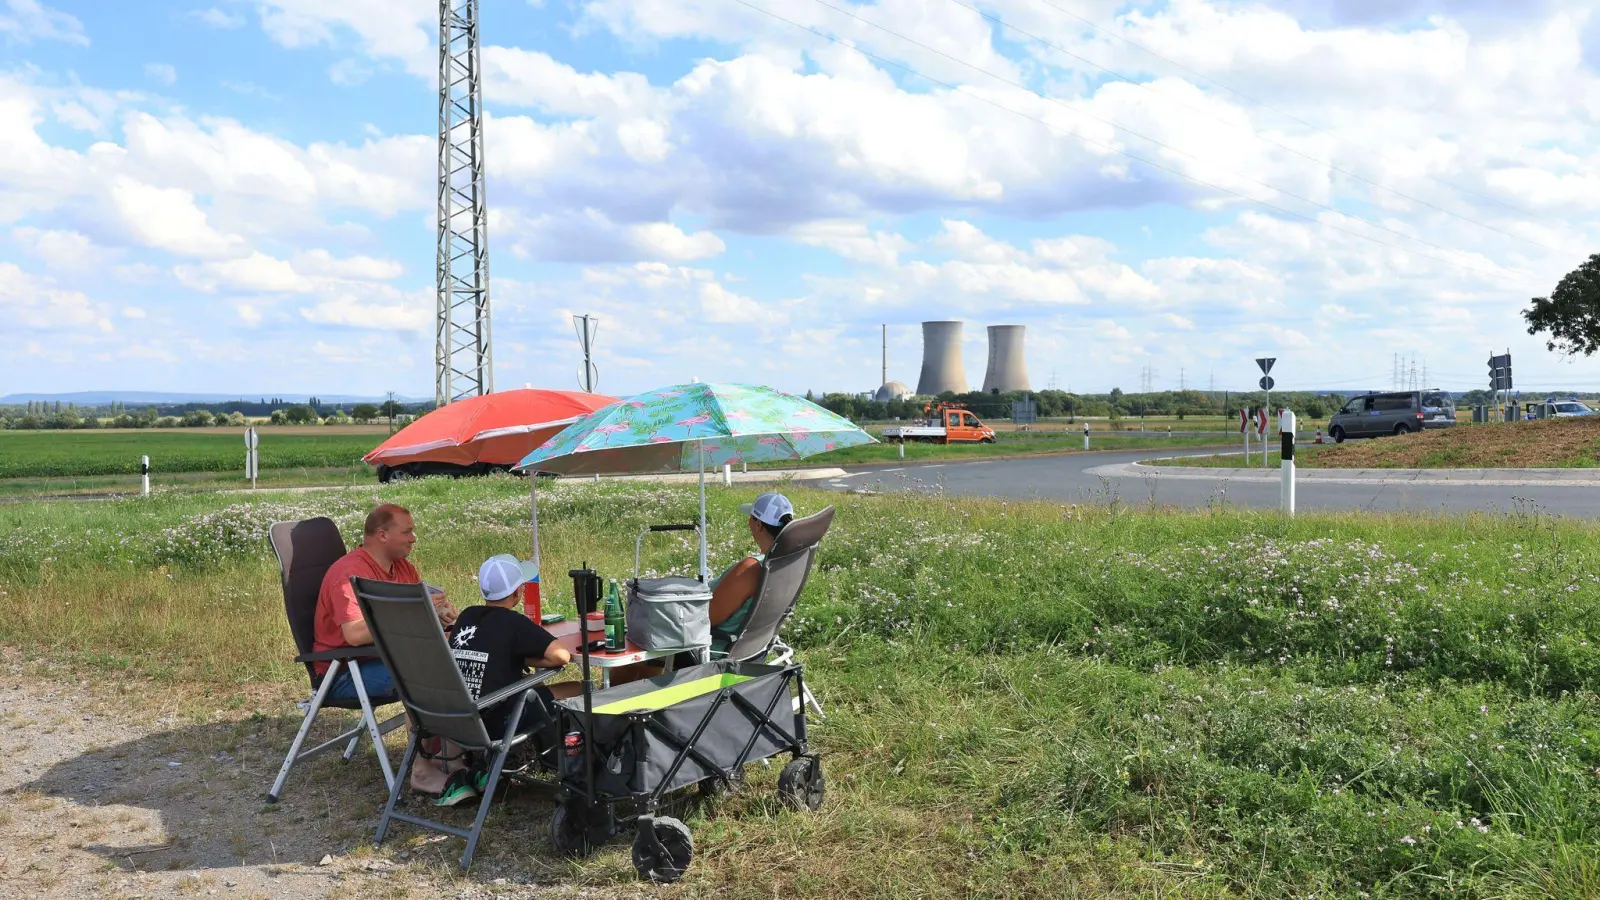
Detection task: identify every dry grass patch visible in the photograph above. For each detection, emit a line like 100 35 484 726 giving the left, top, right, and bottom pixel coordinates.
1313 418 1600 468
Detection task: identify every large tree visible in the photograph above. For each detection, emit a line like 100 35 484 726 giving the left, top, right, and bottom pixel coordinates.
1526 254 1600 355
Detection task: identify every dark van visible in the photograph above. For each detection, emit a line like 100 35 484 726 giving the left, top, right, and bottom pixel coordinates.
1327 390 1454 442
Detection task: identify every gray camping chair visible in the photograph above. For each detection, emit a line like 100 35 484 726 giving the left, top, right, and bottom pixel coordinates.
352 577 559 870
265 518 404 803
717 506 835 716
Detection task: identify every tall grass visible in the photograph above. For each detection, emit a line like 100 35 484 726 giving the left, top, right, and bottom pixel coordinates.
2 477 1599 897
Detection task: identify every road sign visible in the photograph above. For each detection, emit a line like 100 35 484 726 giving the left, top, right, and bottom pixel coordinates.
1238 408 1248 433
1488 352 1513 391
1256 357 1276 375
244 427 259 449
1259 376 1275 391
1256 408 1268 435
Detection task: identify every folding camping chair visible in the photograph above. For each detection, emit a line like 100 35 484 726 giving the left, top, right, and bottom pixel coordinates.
716 506 834 717
352 576 560 870
265 518 404 803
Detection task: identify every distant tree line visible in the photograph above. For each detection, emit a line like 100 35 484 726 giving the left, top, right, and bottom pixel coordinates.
0 398 427 430
812 388 1348 423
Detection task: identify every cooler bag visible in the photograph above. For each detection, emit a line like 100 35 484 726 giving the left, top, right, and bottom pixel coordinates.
626 576 712 650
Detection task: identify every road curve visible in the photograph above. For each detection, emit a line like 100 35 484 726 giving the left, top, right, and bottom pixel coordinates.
822 448 1600 517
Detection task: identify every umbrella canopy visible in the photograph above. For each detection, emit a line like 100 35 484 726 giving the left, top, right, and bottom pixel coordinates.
517 382 874 582
517 382 874 476
363 389 618 468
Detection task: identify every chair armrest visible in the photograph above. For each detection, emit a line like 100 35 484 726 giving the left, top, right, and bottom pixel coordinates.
475 669 559 711
294 645 377 664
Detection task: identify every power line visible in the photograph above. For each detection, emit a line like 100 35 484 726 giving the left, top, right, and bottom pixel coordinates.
1025 0 1529 217
777 0 1542 288
936 0 1553 252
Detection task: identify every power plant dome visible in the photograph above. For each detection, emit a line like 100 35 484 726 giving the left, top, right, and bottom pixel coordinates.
875 381 913 401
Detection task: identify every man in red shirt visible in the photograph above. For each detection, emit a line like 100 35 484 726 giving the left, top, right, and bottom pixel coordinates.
316 503 459 792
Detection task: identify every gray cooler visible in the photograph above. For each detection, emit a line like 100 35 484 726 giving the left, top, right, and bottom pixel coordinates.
626 576 711 650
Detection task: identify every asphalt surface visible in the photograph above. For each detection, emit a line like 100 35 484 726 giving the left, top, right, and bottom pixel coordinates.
824 448 1600 517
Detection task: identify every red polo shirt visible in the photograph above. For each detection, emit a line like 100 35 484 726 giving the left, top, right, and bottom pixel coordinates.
312 547 421 674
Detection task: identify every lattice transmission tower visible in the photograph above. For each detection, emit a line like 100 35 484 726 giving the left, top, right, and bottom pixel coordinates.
435 0 493 405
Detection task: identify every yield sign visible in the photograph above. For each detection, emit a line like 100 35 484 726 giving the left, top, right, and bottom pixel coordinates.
1255 357 1276 375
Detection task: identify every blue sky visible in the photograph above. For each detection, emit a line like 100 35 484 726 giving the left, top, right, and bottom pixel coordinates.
3 0 1600 401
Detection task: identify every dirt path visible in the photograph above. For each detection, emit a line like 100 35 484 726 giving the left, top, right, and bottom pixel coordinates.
0 655 665 900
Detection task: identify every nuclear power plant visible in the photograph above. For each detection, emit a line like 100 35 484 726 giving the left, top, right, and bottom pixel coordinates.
916 321 969 396
874 324 913 401
981 325 1030 393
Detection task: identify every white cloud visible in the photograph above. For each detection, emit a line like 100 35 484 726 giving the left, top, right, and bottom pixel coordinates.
11 227 111 271
121 306 145 319
294 249 404 280
791 220 912 266
107 178 246 258
144 63 177 86
0 0 87 45
193 7 244 29
236 303 263 326
298 287 430 331
0 262 110 332
174 251 311 293
699 280 765 324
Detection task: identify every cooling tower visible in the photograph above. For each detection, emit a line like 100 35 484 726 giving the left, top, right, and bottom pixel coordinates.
916 320 968 396
981 325 1030 393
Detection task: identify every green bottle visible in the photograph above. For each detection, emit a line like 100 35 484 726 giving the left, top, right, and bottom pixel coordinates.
605 579 625 651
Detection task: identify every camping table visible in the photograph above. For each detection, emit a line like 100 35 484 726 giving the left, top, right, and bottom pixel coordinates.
548 620 708 689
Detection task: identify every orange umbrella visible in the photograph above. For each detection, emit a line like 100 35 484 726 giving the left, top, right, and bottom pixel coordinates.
364 389 618 467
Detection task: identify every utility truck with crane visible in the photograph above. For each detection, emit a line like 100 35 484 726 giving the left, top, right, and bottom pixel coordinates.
881 403 996 444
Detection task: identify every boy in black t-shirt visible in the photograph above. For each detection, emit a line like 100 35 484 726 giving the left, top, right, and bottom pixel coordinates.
438 554 577 806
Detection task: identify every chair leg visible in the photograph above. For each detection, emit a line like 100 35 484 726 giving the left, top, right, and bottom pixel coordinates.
803 684 824 718
266 660 340 803
349 663 397 792
460 697 527 870
377 731 419 845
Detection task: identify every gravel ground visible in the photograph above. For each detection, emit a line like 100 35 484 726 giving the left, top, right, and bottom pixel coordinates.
0 653 671 900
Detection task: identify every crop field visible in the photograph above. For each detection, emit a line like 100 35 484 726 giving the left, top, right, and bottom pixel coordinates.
0 429 381 479
1150 418 1600 470
3 478 1599 897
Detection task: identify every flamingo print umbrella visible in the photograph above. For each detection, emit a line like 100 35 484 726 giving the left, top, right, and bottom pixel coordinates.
517 382 874 579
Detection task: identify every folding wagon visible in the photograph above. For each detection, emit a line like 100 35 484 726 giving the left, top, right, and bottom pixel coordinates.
547 653 825 883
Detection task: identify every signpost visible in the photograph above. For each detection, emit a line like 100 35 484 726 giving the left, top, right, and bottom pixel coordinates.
1255 357 1276 435
245 427 259 490
140 455 150 497
1487 351 1512 422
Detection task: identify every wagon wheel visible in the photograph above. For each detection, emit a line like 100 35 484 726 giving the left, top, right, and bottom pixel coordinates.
631 816 693 883
549 802 594 857
777 756 825 811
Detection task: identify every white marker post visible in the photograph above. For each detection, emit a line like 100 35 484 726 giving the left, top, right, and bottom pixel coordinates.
723 462 732 486
244 426 259 490
1280 409 1297 516
140 455 150 496
1083 422 1090 450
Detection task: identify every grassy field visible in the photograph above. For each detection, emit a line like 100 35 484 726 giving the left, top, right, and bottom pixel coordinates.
1151 419 1600 470
0 429 381 479
761 430 1233 468
3 478 1600 897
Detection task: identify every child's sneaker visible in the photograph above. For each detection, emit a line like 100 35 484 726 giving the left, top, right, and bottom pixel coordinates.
435 769 480 807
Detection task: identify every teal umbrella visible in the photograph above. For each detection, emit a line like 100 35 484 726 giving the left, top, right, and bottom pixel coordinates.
518 382 874 579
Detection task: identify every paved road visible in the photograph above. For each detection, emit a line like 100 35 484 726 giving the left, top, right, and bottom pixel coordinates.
823 448 1600 517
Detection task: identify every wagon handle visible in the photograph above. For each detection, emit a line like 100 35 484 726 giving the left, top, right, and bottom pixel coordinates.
635 524 702 578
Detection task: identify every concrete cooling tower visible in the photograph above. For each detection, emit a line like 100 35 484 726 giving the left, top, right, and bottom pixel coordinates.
916 321 968 396
981 325 1030 393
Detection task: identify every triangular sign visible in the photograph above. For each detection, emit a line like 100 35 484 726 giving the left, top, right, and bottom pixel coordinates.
1255 357 1276 375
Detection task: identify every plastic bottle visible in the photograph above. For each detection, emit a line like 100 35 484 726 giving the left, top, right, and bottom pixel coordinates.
604 579 625 651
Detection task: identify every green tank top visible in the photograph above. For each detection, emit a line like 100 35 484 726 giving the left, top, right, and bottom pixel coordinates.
709 554 763 653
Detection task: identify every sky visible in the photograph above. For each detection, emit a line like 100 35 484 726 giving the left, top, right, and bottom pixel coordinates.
3 0 1600 400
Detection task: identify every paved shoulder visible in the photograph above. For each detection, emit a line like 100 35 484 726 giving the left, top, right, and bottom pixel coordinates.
1089 461 1600 488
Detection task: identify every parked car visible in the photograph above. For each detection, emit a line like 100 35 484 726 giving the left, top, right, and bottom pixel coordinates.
1545 399 1595 418
1327 390 1454 443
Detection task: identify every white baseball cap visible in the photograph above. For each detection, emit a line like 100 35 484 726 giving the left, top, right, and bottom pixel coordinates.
739 492 794 527
477 554 539 602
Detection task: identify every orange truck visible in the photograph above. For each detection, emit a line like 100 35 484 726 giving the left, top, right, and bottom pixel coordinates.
881 404 996 444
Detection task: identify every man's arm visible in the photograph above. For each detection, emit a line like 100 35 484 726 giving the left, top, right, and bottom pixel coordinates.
340 617 373 647
528 642 571 669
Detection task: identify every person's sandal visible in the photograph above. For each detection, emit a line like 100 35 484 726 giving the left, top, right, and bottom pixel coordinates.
435 769 480 807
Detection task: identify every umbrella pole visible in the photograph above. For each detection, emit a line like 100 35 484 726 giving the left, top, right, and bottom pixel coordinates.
528 473 540 570
698 439 709 583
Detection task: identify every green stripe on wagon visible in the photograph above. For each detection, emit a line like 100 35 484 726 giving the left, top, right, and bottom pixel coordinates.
590 673 756 715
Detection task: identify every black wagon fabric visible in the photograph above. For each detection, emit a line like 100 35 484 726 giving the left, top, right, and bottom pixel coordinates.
557 661 796 797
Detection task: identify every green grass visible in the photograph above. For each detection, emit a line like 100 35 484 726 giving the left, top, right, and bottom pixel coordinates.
0 430 379 479
0 466 373 499
3 478 1600 897
1146 450 1303 468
